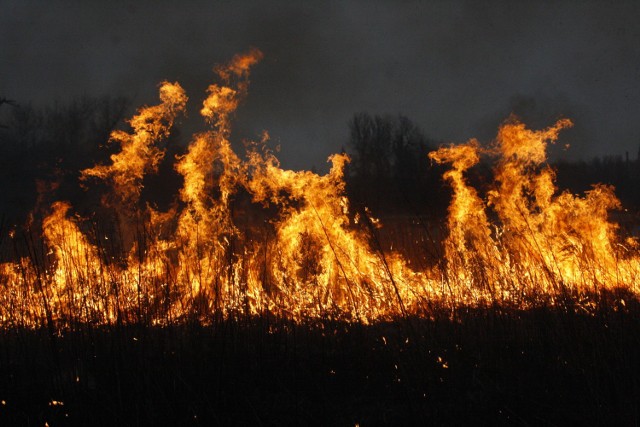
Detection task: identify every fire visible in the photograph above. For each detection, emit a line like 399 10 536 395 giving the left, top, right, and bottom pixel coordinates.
428 138 497 299
81 81 188 208
0 50 638 328
431 117 640 306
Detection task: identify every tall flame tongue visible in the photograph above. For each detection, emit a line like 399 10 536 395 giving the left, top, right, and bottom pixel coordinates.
429 139 499 302
81 81 188 208
431 117 639 307
1 50 638 328
172 49 263 317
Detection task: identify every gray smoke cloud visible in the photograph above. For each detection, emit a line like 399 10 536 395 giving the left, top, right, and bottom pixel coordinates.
2 0 640 170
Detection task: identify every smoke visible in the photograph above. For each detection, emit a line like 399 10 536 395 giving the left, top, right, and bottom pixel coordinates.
1 0 640 169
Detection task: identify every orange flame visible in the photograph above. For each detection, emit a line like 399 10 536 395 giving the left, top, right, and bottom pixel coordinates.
432 117 639 306
0 50 638 329
81 81 187 207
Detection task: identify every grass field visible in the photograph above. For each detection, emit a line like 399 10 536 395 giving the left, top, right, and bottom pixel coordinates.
1 299 639 426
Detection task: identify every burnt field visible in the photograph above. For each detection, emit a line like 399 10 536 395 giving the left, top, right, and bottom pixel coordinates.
1 302 639 426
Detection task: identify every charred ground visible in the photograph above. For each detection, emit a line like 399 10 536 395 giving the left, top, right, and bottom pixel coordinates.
1 301 639 426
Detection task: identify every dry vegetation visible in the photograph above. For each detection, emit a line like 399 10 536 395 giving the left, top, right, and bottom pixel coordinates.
0 50 639 424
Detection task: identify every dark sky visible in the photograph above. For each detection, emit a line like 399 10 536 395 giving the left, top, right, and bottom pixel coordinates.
2 0 640 170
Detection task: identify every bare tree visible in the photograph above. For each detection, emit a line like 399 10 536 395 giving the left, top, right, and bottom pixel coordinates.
346 112 440 213
0 96 130 221
0 97 18 128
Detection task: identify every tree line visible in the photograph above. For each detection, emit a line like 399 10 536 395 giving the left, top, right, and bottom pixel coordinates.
1 96 640 226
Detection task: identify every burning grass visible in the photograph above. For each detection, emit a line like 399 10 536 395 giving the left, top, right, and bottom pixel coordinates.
2 49 640 424
0 49 639 326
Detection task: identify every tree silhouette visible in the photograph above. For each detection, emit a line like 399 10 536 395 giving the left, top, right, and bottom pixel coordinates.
346 112 445 215
0 96 130 222
0 97 18 129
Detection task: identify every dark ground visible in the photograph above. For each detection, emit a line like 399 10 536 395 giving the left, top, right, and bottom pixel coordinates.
1 300 639 426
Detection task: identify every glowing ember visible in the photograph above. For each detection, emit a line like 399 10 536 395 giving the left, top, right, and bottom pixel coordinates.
0 50 638 328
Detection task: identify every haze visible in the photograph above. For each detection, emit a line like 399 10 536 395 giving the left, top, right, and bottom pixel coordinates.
2 0 640 170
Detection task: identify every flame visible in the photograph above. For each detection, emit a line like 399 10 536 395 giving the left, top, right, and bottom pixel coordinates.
81 81 187 207
0 50 638 328
170 50 261 317
429 139 499 301
431 117 639 306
